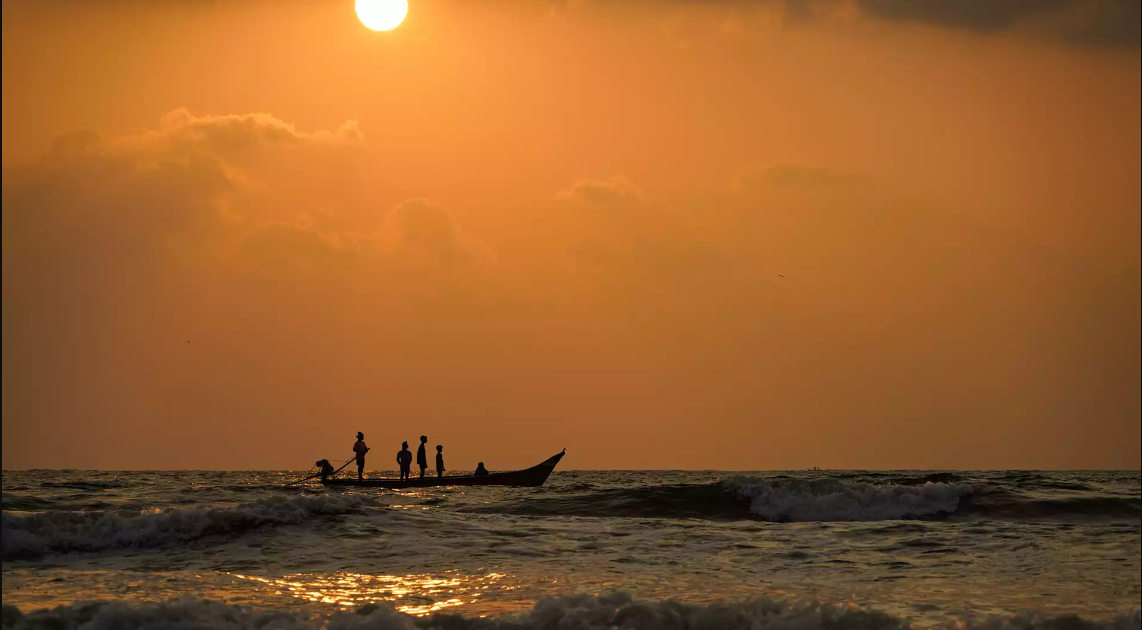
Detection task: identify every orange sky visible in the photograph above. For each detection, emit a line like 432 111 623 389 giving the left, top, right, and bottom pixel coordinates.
3 0 1139 470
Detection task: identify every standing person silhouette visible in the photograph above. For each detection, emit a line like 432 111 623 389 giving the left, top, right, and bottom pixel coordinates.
435 445 445 478
352 432 370 480
416 436 429 479
396 442 412 480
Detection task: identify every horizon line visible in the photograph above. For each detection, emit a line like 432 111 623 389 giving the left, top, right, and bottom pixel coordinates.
3 468 1140 473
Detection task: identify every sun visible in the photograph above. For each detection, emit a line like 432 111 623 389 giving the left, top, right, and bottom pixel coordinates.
356 0 408 31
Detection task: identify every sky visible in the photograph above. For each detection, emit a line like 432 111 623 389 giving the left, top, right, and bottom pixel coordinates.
2 0 1139 471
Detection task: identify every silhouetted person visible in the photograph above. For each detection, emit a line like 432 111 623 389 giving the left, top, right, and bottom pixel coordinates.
474 462 489 477
435 445 445 478
417 435 429 479
353 432 370 480
316 459 335 482
397 442 412 480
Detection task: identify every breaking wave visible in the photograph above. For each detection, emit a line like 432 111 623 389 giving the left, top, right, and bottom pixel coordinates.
2 593 1138 630
476 479 972 522
721 477 972 522
1 494 374 560
479 476 1139 523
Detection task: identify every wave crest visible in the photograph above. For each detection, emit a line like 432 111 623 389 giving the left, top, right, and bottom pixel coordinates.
1 494 373 560
3 593 1138 630
721 476 971 522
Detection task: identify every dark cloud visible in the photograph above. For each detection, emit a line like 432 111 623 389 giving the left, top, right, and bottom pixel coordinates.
548 0 1140 49
854 0 1071 32
854 0 1140 49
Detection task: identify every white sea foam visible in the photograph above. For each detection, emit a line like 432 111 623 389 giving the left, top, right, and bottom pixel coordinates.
2 593 1138 630
720 476 971 521
1 494 373 559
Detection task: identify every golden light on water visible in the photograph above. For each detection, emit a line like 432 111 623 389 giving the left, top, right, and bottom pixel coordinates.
226 571 512 616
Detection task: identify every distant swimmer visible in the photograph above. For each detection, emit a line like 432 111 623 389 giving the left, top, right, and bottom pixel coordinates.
474 462 489 477
417 435 429 479
353 432 370 480
397 441 413 480
436 445 445 478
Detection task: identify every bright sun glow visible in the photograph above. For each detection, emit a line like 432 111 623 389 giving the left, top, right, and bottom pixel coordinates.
356 0 408 31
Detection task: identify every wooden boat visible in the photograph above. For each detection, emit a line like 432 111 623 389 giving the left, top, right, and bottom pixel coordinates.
321 449 566 489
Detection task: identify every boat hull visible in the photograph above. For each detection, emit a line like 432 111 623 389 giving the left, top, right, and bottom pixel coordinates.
321 449 565 489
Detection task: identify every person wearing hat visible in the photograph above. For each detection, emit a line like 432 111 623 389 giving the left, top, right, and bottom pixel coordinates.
352 432 370 480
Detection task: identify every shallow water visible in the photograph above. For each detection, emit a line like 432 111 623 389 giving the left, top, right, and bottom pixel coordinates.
2 470 1139 628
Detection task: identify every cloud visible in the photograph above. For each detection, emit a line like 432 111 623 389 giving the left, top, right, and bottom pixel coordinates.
5 137 239 265
2 108 368 307
853 0 1140 48
555 175 645 208
127 108 363 154
234 197 496 279
376 198 495 268
548 0 1141 49
853 0 1071 32
238 222 359 273
27 109 363 177
6 108 363 234
3 111 375 340
2 111 497 414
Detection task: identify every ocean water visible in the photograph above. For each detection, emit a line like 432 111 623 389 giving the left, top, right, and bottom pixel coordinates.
2 469 1139 629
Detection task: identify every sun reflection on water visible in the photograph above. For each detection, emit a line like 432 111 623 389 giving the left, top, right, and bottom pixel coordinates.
226 571 512 616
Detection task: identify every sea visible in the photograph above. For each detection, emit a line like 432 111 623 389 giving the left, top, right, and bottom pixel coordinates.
1 469 1139 629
